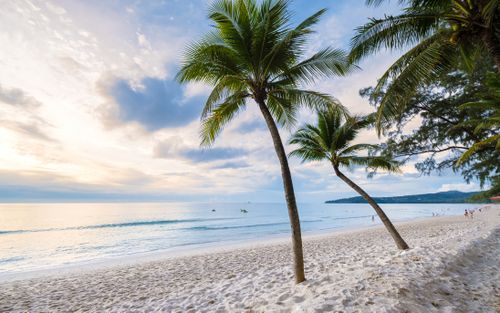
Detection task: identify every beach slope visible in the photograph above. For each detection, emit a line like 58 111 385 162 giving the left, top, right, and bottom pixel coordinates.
1 206 498 312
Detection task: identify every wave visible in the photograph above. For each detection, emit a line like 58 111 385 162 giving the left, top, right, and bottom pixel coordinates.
0 215 372 236
187 219 323 231
0 217 240 236
0 256 25 263
189 222 289 231
330 215 374 220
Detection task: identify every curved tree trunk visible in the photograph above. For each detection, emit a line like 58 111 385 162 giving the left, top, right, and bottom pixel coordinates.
333 165 410 250
256 99 306 284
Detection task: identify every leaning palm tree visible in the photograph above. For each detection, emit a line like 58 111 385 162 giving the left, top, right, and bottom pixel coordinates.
350 0 500 132
289 109 410 250
177 0 353 283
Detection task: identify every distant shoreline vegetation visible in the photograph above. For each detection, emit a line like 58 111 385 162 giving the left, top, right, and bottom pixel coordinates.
325 191 484 204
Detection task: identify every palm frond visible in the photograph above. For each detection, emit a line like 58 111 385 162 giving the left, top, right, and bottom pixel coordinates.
350 11 440 62
288 107 401 178
481 0 500 26
456 134 500 165
288 125 328 162
266 93 299 127
354 0 499 133
200 91 249 146
345 156 402 173
269 88 348 115
179 0 348 149
373 30 455 133
339 143 379 156
207 0 255 67
202 75 248 119
275 48 354 85
459 100 500 111
258 6 333 81
252 0 293 75
327 115 370 152
176 33 243 84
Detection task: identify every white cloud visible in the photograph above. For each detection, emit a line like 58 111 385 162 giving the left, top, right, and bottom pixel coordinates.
0 0 475 202
438 183 480 192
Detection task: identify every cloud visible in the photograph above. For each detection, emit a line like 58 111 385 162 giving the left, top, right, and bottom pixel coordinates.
0 169 199 202
103 77 204 131
211 161 251 169
0 85 41 108
234 119 267 133
438 183 480 192
0 85 55 143
0 120 56 142
181 147 246 162
0 0 481 203
183 82 213 99
153 136 247 163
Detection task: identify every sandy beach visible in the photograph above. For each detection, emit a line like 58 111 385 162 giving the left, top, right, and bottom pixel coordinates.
1 205 498 313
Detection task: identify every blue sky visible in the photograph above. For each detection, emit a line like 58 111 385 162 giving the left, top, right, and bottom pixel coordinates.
0 0 481 202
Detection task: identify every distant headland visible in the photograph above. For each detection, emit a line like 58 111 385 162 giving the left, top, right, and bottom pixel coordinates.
325 191 482 204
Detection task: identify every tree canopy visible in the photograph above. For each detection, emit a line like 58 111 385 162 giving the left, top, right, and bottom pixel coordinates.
177 0 352 146
361 60 499 200
351 0 500 132
288 109 400 175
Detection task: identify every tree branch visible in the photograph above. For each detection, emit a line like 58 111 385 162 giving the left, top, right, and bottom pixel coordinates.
413 104 481 141
394 145 469 158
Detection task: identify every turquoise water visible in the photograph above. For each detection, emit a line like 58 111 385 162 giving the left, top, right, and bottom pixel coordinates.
0 202 479 275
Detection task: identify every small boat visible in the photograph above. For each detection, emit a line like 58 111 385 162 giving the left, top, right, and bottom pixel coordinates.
240 209 248 213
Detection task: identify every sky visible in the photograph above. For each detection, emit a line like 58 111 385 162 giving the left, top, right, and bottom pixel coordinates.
0 0 481 203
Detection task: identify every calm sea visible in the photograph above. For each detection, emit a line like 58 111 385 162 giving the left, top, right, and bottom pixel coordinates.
0 202 479 275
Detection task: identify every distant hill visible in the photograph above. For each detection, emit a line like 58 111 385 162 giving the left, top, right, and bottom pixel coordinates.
325 191 480 204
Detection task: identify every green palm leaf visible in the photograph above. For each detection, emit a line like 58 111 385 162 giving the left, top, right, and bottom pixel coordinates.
456 134 500 165
372 31 455 132
289 108 400 174
178 0 354 145
200 91 249 146
350 12 439 63
351 0 500 133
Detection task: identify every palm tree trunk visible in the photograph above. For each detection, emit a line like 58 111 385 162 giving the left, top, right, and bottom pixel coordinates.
333 165 409 250
482 29 500 71
256 99 306 284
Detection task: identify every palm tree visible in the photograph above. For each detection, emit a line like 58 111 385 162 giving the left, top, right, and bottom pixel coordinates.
289 109 410 250
177 0 353 283
350 0 500 132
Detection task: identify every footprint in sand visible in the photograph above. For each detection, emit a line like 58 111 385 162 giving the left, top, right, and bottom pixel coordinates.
277 292 290 302
292 295 305 303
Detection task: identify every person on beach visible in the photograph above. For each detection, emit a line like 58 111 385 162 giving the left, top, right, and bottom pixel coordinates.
470 210 474 219
464 209 468 218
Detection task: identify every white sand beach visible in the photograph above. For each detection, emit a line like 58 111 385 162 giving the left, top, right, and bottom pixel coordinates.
1 205 498 313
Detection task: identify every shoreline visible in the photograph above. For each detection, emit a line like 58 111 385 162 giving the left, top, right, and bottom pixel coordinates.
1 205 498 312
0 209 478 283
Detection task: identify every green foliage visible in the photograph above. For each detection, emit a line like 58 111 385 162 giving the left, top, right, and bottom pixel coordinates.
351 0 500 133
361 60 499 194
177 0 353 146
288 108 401 175
456 72 500 165
467 176 500 201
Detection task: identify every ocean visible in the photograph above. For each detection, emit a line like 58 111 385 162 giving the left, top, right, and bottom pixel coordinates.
0 202 479 275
